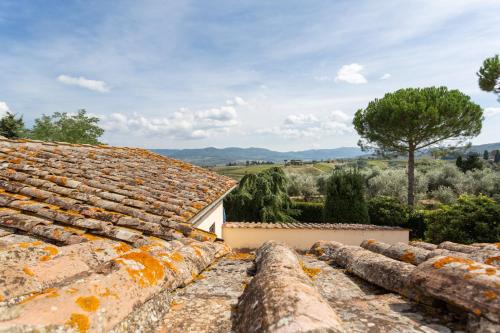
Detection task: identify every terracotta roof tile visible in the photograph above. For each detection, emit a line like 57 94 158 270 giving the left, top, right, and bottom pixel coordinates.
0 138 235 244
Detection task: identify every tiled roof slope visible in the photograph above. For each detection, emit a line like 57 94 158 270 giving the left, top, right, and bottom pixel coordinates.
224 222 406 230
0 137 236 245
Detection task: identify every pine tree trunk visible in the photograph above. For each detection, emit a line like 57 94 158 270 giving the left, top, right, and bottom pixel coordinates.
407 148 415 207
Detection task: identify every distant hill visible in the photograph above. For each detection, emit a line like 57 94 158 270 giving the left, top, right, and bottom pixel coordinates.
152 146 366 166
152 142 500 166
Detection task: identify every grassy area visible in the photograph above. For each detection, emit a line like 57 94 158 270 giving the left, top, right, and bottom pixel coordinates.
312 162 336 173
209 164 281 180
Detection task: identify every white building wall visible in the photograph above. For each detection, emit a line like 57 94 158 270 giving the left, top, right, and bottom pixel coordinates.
193 201 224 238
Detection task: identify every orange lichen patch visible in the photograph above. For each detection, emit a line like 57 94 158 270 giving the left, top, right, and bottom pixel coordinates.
432 256 474 269
366 239 377 245
170 252 184 262
66 313 90 333
9 157 22 164
192 202 204 210
485 256 500 266
82 233 102 241
114 242 132 254
114 251 165 287
467 265 483 271
473 308 482 316
43 246 59 256
226 252 255 261
400 251 416 264
99 288 119 299
20 288 59 304
65 287 79 294
301 265 321 279
161 259 178 273
39 255 51 261
47 175 68 186
192 246 203 257
485 268 497 276
45 288 59 298
0 295 4 302
76 296 100 312
134 178 144 185
0 187 27 197
17 241 43 248
483 290 497 300
23 266 35 276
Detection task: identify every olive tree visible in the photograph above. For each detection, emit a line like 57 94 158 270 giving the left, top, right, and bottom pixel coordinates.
353 87 483 206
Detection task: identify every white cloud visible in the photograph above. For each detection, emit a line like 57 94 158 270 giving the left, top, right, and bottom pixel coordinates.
0 101 9 117
226 96 248 107
57 75 110 93
260 110 352 139
335 63 367 84
380 73 391 80
99 104 239 140
485 107 500 117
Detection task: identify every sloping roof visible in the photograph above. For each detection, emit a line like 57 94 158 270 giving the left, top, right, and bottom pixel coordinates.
224 221 406 230
0 138 498 332
0 137 236 245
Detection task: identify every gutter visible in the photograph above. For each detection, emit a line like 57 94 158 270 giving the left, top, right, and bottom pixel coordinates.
190 185 237 228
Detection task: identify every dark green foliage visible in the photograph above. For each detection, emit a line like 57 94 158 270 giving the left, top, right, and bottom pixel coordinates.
457 153 483 172
292 201 324 222
425 195 500 244
29 109 104 144
0 112 27 139
224 167 297 222
483 150 489 160
495 150 500 163
455 156 463 169
407 210 427 240
477 54 500 99
353 86 483 206
368 196 408 227
316 176 328 195
323 169 369 224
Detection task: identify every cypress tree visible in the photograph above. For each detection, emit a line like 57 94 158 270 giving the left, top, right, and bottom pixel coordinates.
483 150 489 160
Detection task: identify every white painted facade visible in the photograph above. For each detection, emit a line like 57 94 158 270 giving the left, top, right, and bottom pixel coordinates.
193 200 225 238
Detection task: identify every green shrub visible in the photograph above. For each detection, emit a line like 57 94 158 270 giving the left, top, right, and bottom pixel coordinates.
425 194 500 244
292 201 324 222
408 210 428 240
323 169 369 224
224 167 297 222
368 196 408 227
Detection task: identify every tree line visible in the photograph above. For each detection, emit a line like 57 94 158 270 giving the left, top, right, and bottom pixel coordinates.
0 109 104 144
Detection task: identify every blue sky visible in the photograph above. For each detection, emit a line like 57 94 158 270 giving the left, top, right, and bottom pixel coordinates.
0 0 499 150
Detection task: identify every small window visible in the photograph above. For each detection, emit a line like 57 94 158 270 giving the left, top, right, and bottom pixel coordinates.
209 223 216 233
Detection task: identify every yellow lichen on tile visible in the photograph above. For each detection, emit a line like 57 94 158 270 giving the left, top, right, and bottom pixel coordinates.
115 251 165 287
76 296 100 312
23 267 35 277
432 256 474 269
400 251 416 263
483 290 497 300
66 313 90 333
301 265 321 279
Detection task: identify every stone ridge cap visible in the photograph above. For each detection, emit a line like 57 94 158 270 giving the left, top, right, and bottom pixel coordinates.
224 222 408 230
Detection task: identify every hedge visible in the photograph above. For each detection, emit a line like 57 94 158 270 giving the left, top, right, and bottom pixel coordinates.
292 201 324 223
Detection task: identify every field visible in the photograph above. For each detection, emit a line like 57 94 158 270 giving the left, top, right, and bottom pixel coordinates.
209 162 338 180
